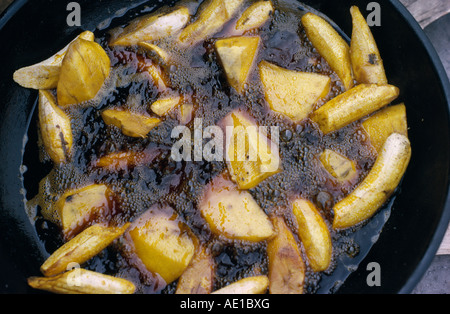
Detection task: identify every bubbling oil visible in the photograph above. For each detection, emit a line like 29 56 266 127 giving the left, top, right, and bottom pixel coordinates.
23 0 380 294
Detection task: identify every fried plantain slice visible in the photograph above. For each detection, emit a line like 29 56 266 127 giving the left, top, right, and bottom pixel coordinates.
38 90 73 164
13 31 94 90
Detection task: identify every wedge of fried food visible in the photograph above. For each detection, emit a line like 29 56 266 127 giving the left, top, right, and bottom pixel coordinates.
179 103 195 125
179 0 245 46
28 269 135 294
57 38 111 108
40 224 130 277
222 110 281 189
199 174 274 242
212 276 269 294
361 104 408 153
292 199 332 272
236 1 274 32
150 94 183 116
138 42 171 65
319 149 357 182
38 90 73 164
215 36 260 94
333 133 411 230
102 109 162 138
268 216 305 294
13 31 94 90
311 83 399 134
127 205 195 285
350 6 388 85
54 184 114 239
259 60 331 122
110 7 190 46
176 246 215 294
301 12 354 90
92 147 161 172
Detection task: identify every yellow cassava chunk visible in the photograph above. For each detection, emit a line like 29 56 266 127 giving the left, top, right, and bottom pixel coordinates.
215 36 260 94
222 110 281 190
102 109 161 138
110 7 190 46
259 61 331 122
362 104 408 153
311 83 400 134
319 149 357 182
93 148 160 171
199 175 274 242
350 6 388 85
236 1 274 32
179 103 195 125
128 205 195 285
13 31 94 90
57 38 111 108
301 12 354 90
292 199 332 272
267 216 305 294
38 90 73 164
54 184 113 238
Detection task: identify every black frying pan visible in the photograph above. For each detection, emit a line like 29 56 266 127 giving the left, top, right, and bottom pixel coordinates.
0 0 449 294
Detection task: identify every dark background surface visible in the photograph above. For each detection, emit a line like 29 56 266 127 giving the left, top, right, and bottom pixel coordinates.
412 13 450 294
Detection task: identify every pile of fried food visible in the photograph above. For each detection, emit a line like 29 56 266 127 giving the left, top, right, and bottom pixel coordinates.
14 0 411 294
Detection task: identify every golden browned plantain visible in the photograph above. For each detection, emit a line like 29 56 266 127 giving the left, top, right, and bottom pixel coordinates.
102 109 162 138
215 36 260 94
146 63 169 91
110 7 190 46
267 216 305 294
292 199 332 272
212 276 269 294
222 110 281 190
362 103 408 153
199 174 274 242
57 38 110 108
28 269 135 294
333 133 412 230
176 246 215 294
235 1 274 32
259 60 331 122
38 90 73 164
13 31 94 90
311 83 400 134
40 224 130 277
350 6 388 85
179 0 245 46
319 149 357 182
127 205 195 285
301 12 354 90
